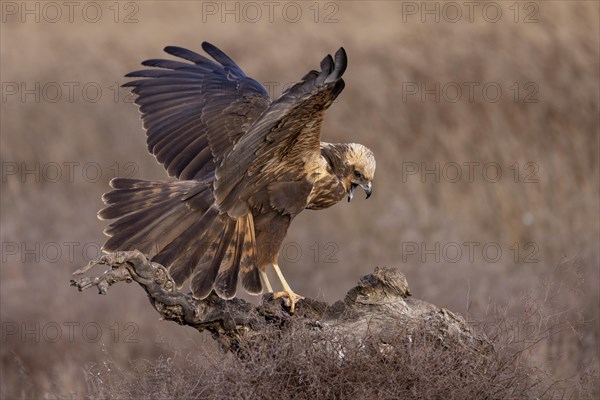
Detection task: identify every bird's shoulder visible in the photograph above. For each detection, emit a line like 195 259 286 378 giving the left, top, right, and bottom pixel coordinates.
305 154 347 210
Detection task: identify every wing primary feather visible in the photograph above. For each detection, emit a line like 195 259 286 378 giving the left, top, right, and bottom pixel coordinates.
140 59 208 72
320 54 334 74
302 70 319 81
122 43 270 181
164 45 220 67
327 47 347 82
201 42 244 75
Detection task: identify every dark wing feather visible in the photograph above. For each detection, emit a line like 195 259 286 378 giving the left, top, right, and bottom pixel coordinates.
122 42 271 181
214 47 348 216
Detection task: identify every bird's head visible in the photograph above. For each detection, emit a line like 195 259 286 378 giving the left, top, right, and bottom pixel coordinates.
343 143 376 202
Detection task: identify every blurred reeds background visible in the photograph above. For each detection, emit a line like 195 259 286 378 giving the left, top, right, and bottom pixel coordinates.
1 1 598 398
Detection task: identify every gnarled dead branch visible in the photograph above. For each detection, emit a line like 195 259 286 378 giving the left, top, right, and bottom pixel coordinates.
71 250 491 355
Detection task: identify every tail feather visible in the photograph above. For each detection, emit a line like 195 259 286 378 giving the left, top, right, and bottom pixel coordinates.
153 205 220 268
102 178 183 204
191 217 237 299
213 217 245 299
99 177 198 221
103 195 182 237
167 206 224 285
109 178 165 189
99 178 262 300
104 201 195 257
239 213 262 295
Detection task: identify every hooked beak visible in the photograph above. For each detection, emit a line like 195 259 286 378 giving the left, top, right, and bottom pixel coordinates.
363 182 372 199
348 182 372 202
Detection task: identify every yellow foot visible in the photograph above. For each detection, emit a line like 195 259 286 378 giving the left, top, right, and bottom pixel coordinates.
272 290 305 313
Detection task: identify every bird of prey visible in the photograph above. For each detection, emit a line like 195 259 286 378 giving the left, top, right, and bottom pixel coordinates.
99 42 376 311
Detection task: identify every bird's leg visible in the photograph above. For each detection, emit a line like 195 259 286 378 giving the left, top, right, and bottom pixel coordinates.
259 269 273 293
272 263 304 312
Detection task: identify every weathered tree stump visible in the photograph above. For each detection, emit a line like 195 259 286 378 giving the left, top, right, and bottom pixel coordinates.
71 250 491 355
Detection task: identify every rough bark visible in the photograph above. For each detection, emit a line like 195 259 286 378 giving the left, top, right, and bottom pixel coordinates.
71 250 491 355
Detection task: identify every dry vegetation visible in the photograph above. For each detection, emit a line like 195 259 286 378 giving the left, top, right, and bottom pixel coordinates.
83 323 577 400
1 1 598 399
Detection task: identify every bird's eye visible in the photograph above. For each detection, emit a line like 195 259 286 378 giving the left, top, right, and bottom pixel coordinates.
354 170 363 179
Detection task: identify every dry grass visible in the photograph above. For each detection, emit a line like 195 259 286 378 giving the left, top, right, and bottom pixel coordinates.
82 300 597 400
1 1 598 398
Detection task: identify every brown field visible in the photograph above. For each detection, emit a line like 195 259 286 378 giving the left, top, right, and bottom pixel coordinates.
1 1 598 398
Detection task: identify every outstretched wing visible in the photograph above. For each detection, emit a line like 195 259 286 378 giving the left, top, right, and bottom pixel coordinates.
215 48 348 216
123 42 271 181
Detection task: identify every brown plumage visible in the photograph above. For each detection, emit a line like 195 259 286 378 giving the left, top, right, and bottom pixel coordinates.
99 42 376 309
